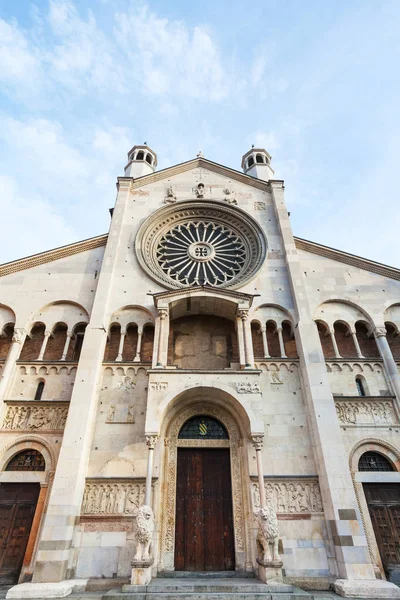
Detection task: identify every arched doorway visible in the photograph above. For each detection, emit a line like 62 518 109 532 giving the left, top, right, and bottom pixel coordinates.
159 402 251 573
175 416 235 571
0 450 45 584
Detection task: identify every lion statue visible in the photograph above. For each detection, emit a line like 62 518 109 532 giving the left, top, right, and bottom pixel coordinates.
256 505 280 565
134 505 154 561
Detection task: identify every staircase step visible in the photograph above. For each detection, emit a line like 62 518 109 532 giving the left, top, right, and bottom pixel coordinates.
105 593 311 600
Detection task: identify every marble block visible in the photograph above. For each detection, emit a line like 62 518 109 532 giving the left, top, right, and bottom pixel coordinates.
258 561 283 584
6 579 87 599
334 579 400 598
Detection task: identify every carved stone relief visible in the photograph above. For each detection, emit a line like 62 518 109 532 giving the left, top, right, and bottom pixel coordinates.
252 479 323 514
335 400 397 425
81 480 145 515
254 202 266 210
149 382 168 391
117 376 136 391
236 382 260 393
1 402 69 431
106 404 135 423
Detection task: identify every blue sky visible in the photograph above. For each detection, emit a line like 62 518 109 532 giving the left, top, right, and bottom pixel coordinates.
0 0 399 265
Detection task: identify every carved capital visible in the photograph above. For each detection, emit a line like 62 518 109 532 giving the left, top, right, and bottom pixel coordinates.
146 434 158 449
158 308 169 320
12 328 25 344
138 326 143 335
373 326 387 338
238 309 249 322
251 434 264 450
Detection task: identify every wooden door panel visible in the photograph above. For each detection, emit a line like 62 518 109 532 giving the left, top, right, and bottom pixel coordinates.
364 483 400 574
175 449 235 571
0 484 40 584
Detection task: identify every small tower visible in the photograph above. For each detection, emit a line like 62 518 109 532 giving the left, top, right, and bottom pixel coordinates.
241 148 274 181
124 144 157 178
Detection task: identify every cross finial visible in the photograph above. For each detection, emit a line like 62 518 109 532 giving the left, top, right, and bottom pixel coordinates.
144 141 147 145
197 151 204 158
251 144 255 148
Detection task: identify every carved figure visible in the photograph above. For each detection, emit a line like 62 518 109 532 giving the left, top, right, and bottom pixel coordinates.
117 376 136 391
256 505 280 565
134 505 154 561
270 370 283 384
164 186 176 203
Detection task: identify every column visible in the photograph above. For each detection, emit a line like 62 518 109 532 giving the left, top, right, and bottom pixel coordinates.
251 435 266 508
116 328 126 362
276 326 287 358
261 326 270 359
0 327 26 414
134 326 143 362
239 309 254 369
37 330 51 361
329 328 341 359
60 331 73 361
144 435 158 506
236 316 245 367
350 329 364 359
374 327 400 402
156 308 169 368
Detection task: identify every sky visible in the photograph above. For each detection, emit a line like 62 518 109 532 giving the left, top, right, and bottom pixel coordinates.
0 0 399 266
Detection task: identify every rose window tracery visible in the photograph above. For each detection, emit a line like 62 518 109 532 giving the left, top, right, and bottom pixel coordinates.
135 201 266 289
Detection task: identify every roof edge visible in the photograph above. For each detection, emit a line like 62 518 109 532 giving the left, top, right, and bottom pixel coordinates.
294 237 400 281
0 233 108 278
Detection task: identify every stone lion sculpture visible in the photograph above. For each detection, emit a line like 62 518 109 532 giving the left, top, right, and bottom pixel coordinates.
134 505 154 561
256 505 280 565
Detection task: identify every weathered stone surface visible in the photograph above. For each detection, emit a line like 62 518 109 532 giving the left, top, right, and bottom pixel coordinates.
334 578 400 598
6 579 87 599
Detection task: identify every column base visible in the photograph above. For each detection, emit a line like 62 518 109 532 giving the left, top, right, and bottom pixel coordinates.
126 559 154 587
258 560 283 584
6 580 87 599
334 579 400 598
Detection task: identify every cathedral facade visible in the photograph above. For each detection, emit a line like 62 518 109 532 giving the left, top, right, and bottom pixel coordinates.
0 146 400 596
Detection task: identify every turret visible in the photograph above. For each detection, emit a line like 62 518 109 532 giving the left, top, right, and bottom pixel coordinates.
241 148 274 181
124 144 157 178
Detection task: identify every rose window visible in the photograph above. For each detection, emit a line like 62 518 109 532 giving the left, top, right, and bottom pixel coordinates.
136 201 267 290
157 222 247 286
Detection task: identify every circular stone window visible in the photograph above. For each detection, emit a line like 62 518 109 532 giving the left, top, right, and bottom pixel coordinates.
135 201 267 289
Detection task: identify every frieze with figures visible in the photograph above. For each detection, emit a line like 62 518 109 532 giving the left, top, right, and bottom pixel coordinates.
1 402 69 431
335 399 397 425
252 479 323 514
81 480 146 515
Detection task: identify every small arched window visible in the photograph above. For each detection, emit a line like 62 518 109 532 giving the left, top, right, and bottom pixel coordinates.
136 151 144 160
6 449 45 471
256 153 264 164
356 377 366 397
145 153 152 165
178 416 229 440
34 381 45 400
247 156 254 168
358 451 394 472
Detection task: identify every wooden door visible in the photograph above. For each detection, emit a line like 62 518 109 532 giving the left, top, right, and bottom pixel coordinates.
175 448 235 571
0 483 40 584
364 484 400 580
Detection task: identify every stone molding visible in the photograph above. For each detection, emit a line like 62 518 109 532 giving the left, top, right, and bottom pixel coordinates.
160 403 252 570
326 361 383 373
81 479 146 516
1 401 69 431
0 234 107 278
335 398 398 426
16 363 78 375
295 237 400 282
251 478 324 515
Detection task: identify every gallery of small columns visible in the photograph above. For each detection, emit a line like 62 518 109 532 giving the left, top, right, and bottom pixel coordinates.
0 297 400 375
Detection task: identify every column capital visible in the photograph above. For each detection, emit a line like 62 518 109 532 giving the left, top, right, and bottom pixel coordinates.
138 325 143 334
145 434 159 449
12 328 26 343
238 309 249 321
250 434 264 450
373 326 387 338
158 308 169 320
276 326 283 333
44 330 52 338
66 330 74 338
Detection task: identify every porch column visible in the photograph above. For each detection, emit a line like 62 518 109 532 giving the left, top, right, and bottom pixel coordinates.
134 326 143 362
60 331 73 361
276 326 287 359
374 327 400 403
116 328 126 362
350 329 364 359
156 308 169 368
251 435 266 508
145 435 158 506
239 309 254 369
329 328 341 358
37 331 51 361
261 326 270 358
